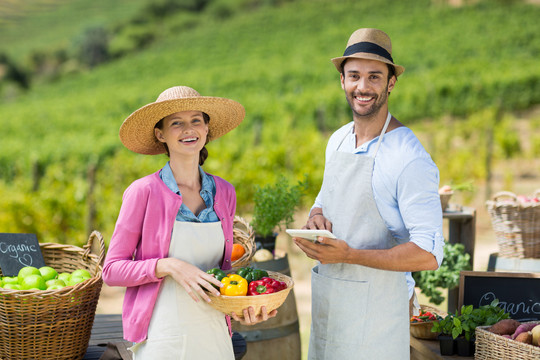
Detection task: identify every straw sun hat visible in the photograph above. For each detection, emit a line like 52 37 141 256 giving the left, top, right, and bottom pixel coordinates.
331 28 405 77
119 86 245 155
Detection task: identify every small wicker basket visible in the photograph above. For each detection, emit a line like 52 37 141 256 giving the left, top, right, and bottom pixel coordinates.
206 270 293 317
0 231 105 360
231 216 256 268
440 192 453 212
486 190 540 259
475 321 540 360
410 305 448 340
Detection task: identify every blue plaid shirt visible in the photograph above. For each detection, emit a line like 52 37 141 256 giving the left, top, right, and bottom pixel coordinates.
159 162 219 223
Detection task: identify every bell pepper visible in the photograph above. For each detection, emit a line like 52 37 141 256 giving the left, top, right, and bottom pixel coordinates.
207 267 227 290
220 274 248 296
247 277 287 296
206 268 227 281
236 267 269 283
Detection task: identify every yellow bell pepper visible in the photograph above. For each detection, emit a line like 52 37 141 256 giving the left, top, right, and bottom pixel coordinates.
220 274 248 296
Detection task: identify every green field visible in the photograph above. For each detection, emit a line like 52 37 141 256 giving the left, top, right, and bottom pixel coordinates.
1 0 540 245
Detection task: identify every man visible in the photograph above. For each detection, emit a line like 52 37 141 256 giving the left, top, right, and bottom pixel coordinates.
293 28 444 359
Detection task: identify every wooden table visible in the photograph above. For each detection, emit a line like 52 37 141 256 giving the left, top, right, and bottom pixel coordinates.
410 336 473 360
84 314 125 360
84 314 247 359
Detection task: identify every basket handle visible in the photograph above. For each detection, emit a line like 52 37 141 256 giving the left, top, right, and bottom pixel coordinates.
491 191 517 202
83 230 105 276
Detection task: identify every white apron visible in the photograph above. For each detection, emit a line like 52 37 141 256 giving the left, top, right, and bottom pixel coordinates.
309 113 410 360
130 221 234 360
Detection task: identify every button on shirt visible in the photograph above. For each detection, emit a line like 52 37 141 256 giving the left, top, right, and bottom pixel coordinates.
313 121 445 298
160 162 219 223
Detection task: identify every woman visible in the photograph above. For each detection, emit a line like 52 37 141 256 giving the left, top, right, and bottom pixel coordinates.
103 86 276 359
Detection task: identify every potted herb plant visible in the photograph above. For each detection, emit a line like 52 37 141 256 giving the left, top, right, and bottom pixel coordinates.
251 175 307 253
412 242 472 305
432 299 509 357
432 314 457 355
454 299 509 356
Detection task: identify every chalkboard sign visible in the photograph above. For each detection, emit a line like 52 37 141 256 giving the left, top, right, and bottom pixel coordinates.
459 271 540 322
0 233 46 276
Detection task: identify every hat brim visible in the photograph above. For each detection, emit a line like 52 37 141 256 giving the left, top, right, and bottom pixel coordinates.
331 53 405 77
119 97 245 155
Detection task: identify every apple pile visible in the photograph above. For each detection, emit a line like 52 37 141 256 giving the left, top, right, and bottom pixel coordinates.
0 266 92 291
517 195 540 203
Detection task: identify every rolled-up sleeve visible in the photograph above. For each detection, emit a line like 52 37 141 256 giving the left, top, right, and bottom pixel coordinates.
397 157 445 267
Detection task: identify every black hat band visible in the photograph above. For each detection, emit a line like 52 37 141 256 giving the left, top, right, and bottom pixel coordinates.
343 41 394 63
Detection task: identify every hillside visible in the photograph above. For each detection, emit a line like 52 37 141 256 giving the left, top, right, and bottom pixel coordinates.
1 0 540 245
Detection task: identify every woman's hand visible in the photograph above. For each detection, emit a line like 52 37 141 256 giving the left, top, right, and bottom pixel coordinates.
231 306 277 325
155 257 222 303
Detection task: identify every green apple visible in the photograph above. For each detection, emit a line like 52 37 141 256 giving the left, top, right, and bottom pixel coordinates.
47 284 64 290
3 283 20 290
39 266 58 281
71 269 92 279
3 276 18 284
46 279 66 288
18 266 41 282
58 272 71 283
20 274 46 290
67 275 86 286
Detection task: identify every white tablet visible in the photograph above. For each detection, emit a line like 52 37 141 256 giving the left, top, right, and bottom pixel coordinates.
285 229 336 242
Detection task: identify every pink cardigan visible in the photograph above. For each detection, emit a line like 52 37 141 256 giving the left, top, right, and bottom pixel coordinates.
102 170 236 343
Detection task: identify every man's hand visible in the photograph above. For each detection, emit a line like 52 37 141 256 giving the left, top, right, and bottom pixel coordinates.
293 236 351 264
303 207 333 231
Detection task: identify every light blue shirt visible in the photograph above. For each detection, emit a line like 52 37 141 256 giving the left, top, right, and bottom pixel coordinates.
313 120 445 298
160 162 219 223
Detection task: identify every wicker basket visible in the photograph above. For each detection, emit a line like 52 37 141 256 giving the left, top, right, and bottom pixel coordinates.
0 231 105 360
486 190 540 259
231 216 256 268
475 321 540 360
410 305 448 340
206 270 293 317
440 192 453 212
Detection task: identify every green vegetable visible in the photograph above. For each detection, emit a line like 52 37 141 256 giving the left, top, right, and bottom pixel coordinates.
206 268 227 281
412 242 471 305
251 175 307 237
206 268 226 289
431 299 509 340
236 267 268 283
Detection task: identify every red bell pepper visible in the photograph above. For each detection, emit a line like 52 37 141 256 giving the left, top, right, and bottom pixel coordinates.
247 277 287 296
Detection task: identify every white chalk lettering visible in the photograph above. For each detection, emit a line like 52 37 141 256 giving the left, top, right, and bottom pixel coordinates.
0 242 38 259
479 291 540 315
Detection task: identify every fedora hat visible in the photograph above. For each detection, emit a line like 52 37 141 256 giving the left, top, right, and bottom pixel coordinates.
119 86 245 155
331 28 405 77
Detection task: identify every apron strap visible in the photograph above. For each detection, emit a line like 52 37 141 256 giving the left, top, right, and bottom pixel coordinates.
337 112 393 156
373 112 392 157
